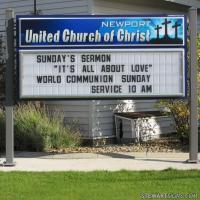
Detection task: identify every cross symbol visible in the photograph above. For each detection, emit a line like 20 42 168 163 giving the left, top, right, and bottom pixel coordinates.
172 21 181 39
162 18 172 38
155 25 162 39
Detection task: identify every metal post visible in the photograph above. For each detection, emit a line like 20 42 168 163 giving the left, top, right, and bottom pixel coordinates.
34 0 37 15
4 9 15 166
188 7 199 163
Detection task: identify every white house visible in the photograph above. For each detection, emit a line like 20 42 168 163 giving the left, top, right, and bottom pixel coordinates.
0 0 199 144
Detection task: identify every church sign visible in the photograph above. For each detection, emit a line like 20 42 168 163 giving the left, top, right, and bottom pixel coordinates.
17 15 186 99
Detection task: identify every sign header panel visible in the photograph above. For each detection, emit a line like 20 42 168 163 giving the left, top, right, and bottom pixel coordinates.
18 16 185 48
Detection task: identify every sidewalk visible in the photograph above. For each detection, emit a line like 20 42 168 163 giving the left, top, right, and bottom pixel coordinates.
0 152 199 172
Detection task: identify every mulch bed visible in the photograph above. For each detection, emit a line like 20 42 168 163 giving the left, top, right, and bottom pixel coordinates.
51 137 189 153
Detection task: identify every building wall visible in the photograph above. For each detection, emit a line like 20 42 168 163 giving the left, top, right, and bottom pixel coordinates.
0 0 89 32
47 101 92 138
92 0 200 32
0 0 199 140
0 0 93 138
91 0 187 15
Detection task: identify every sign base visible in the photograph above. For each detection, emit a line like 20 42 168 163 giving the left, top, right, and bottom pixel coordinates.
185 159 199 164
3 161 16 167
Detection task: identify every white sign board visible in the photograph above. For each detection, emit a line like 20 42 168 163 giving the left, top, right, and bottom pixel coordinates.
19 49 185 98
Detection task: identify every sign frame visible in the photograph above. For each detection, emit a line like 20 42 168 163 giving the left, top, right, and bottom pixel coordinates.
16 15 187 100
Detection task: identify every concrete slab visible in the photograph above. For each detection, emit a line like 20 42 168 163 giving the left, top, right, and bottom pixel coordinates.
0 152 199 172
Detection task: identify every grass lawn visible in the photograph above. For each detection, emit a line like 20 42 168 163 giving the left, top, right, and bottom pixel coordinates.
0 169 199 200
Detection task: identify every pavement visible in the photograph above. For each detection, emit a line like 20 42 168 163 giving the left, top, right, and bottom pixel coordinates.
0 152 200 172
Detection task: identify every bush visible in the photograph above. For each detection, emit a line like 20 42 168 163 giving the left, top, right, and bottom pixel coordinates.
0 103 81 152
158 100 189 142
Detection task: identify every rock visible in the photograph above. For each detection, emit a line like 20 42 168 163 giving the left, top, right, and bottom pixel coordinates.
48 137 188 154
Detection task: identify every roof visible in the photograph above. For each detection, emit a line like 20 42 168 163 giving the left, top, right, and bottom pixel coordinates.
164 0 200 8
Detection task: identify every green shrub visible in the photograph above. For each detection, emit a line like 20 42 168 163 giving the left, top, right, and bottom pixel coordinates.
158 100 189 142
0 103 81 152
